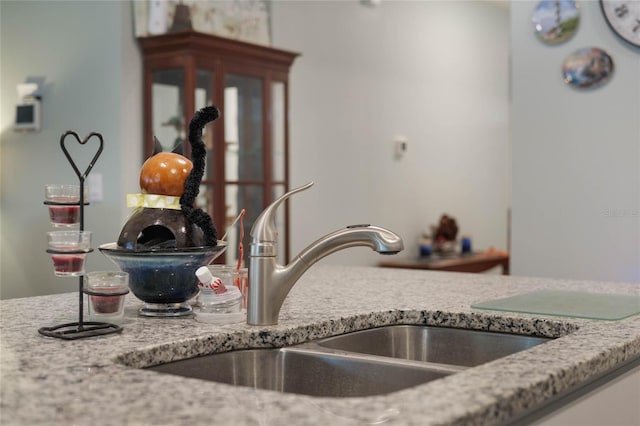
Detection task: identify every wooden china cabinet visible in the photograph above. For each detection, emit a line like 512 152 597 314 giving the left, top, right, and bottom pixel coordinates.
138 31 298 265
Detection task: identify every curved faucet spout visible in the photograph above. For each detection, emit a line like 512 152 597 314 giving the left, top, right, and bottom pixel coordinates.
297 224 404 264
247 183 404 325
247 182 404 326
247 220 404 325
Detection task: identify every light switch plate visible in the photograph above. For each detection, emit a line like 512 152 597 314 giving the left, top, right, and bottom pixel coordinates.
88 173 103 202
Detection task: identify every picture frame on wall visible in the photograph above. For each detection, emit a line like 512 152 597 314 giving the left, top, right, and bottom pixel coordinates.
562 47 614 89
532 0 580 45
133 0 271 46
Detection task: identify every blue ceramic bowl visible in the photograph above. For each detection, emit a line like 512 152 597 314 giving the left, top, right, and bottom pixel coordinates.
99 242 227 316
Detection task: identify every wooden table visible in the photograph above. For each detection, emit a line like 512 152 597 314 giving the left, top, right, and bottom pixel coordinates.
379 251 510 275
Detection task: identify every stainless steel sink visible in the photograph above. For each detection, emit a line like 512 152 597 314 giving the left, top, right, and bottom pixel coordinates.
316 325 551 367
148 347 452 397
145 325 551 397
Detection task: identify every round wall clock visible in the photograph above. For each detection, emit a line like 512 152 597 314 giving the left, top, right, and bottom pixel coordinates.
600 0 640 47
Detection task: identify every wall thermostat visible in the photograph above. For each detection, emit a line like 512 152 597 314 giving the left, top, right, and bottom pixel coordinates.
15 99 41 132
14 83 41 132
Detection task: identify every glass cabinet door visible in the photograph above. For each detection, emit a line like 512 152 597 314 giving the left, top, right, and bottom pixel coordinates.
149 70 289 265
271 81 287 262
223 74 264 266
152 69 185 152
195 69 214 213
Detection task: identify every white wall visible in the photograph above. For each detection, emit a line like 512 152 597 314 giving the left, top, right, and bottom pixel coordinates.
271 0 510 266
12 1 631 298
510 1 640 283
0 1 141 299
1 0 511 300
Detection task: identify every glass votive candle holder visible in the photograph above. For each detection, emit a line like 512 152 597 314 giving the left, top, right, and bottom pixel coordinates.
84 271 129 323
194 266 244 324
195 265 233 304
46 230 92 276
44 184 88 227
205 265 235 286
233 268 249 309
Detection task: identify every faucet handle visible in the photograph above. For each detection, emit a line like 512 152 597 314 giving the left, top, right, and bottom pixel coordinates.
250 182 314 245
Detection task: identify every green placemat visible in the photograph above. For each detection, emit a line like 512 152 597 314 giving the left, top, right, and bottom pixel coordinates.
471 289 640 320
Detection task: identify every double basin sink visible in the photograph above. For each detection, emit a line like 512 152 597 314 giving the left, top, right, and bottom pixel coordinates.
148 325 550 398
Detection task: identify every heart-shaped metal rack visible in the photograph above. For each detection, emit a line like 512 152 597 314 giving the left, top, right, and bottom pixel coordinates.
59 130 103 231
39 131 123 340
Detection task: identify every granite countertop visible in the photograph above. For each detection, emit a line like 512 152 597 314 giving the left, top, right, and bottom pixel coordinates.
2 265 640 425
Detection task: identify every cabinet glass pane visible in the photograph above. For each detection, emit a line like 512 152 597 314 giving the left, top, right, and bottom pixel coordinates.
196 184 213 211
223 184 263 267
272 184 286 262
196 69 214 178
195 70 213 112
272 81 286 182
224 74 263 182
152 69 184 152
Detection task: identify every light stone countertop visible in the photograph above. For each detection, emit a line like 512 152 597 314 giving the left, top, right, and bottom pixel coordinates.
1 265 639 426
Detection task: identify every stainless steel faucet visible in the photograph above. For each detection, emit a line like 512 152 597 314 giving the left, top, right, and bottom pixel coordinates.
247 182 404 325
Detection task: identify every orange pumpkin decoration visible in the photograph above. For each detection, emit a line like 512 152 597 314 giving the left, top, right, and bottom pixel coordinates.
139 152 193 196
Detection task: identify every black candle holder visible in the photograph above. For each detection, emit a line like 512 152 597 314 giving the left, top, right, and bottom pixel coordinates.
38 131 123 340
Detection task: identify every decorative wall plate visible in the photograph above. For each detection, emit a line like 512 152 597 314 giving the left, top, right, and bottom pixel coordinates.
533 0 580 44
562 47 614 89
600 0 640 47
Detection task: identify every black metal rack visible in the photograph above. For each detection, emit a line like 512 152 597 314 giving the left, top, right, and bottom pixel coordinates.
38 131 123 340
